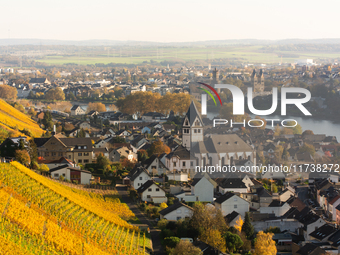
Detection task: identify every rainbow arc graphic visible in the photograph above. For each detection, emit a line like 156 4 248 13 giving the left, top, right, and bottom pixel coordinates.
198 82 222 106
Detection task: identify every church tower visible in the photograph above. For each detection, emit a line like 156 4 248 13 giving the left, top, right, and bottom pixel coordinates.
257 69 264 92
182 101 204 151
212 68 220 93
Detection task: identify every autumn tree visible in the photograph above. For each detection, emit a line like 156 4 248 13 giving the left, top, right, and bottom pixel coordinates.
254 231 277 255
97 153 111 171
299 143 316 156
0 85 17 100
148 140 170 156
15 149 30 166
45 88 65 101
190 203 227 248
87 102 106 113
200 228 226 253
219 102 248 122
170 240 201 255
234 215 244 232
302 130 314 136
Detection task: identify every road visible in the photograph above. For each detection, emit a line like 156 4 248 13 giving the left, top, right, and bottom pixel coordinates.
116 184 164 255
295 185 309 205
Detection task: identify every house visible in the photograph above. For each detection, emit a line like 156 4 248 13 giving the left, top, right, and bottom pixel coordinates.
190 174 216 202
109 146 137 162
225 211 243 228
259 200 291 216
50 165 92 184
217 178 248 194
159 202 193 221
309 224 337 242
127 165 152 189
279 187 296 202
38 157 76 170
71 105 86 116
116 130 131 138
34 136 93 164
143 155 168 176
215 192 249 217
165 145 193 174
0 136 28 158
328 195 340 221
141 112 165 121
137 180 167 204
79 121 91 130
29 77 51 85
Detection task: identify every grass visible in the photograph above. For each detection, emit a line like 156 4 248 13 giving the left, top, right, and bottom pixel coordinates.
33 45 340 66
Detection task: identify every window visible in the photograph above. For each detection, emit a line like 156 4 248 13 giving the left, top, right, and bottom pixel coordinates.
54 173 59 177
84 160 89 163
156 188 159 192
198 129 201 133
52 152 56 156
190 161 193 167
68 155 71 159
78 160 82 163
78 153 82 156
59 152 63 156
173 162 176 167
194 129 197 133
147 195 151 198
177 217 181 220
139 177 143 180
234 205 237 209
45 152 49 156
84 146 87 149
84 152 89 156
183 162 186 167
62 173 66 177
148 188 152 192
138 183 141 186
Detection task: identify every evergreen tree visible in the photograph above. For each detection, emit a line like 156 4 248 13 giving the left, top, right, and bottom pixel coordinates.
242 212 254 240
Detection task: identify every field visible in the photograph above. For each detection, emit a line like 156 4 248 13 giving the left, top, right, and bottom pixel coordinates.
0 162 150 254
34 45 340 65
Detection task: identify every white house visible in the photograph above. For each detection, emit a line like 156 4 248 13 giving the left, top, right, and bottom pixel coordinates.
165 145 193 175
50 166 92 184
260 200 291 217
328 195 340 221
190 174 216 202
279 187 295 202
159 202 193 221
128 166 152 190
71 105 86 116
215 192 249 217
137 180 167 204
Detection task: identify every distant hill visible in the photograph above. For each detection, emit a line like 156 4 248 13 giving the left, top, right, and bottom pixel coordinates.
2 38 340 46
0 99 44 137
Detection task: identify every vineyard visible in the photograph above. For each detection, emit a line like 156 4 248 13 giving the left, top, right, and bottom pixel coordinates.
0 162 149 254
0 99 44 137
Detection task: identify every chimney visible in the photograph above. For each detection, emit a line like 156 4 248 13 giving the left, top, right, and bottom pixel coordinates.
52 125 56 136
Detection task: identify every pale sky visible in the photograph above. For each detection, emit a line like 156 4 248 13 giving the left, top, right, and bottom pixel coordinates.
1 0 340 42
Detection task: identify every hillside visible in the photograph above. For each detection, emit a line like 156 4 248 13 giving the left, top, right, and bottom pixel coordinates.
0 99 44 137
0 162 149 254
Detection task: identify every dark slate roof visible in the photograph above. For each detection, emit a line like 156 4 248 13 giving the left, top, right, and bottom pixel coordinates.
29 78 49 83
286 196 306 212
34 138 50 147
159 202 193 216
219 178 246 189
257 187 272 197
59 138 93 151
71 105 82 110
328 230 340 247
268 200 285 207
215 192 235 204
137 180 164 194
49 164 69 172
166 145 191 160
296 243 327 255
183 101 203 126
309 224 337 241
225 211 240 223
128 165 150 181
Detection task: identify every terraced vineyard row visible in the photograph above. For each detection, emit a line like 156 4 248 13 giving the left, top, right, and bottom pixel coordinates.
0 162 148 254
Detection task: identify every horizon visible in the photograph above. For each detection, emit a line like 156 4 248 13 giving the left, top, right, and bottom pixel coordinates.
2 0 340 42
